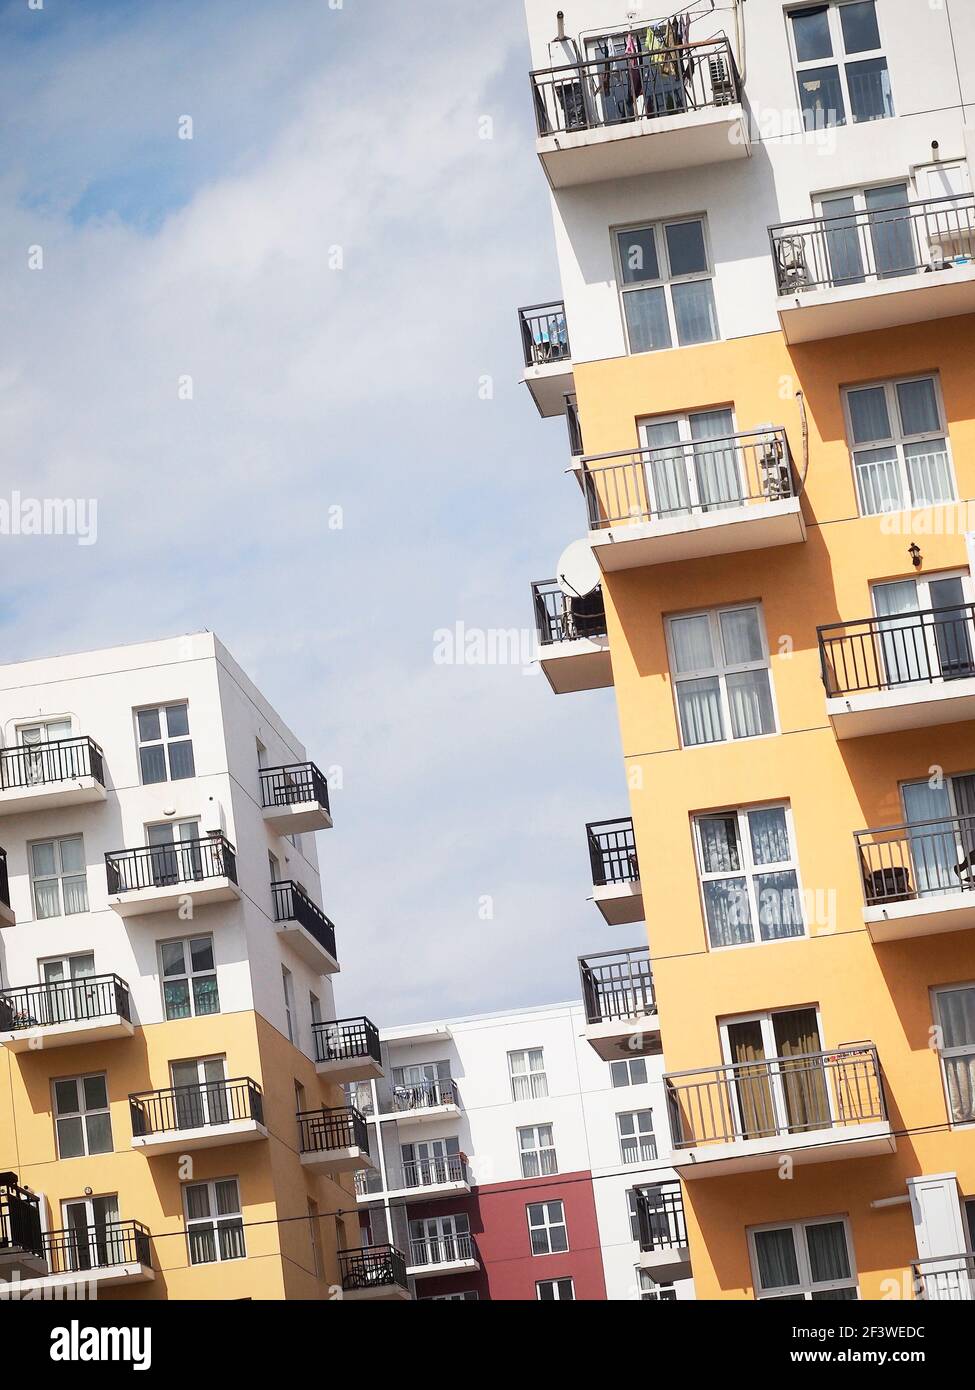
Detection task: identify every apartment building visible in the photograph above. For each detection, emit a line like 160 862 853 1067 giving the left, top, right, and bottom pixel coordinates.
0 633 407 1301
349 998 693 1300
521 0 975 1300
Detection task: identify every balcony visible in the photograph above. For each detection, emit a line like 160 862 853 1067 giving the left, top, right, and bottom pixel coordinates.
313 1016 383 1083
530 37 747 189
579 946 658 1060
261 761 332 834
532 579 612 694
386 1154 472 1201
913 1252 975 1301
105 835 240 916
0 974 133 1052
298 1105 373 1175
518 302 573 417
771 194 975 344
666 1044 894 1178
588 818 643 924
819 604 975 739
856 814 975 942
387 1077 461 1124
129 1077 267 1154
0 849 12 927
339 1244 410 1301
636 1182 692 1284
272 880 339 975
16 1221 154 1293
0 736 106 814
0 1179 45 1277
582 427 804 573
408 1232 479 1279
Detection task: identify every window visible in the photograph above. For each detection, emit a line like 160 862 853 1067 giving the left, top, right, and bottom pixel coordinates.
693 804 804 948
184 1177 245 1265
61 1195 122 1271
616 218 718 353
871 570 974 688
638 1270 678 1300
617 1110 657 1164
900 773 975 899
611 1057 648 1088
528 1200 568 1256
627 1190 642 1242
136 703 195 784
310 992 322 1029
39 953 97 1022
401 1136 460 1186
932 985 975 1125
509 1048 548 1101
53 1073 113 1158
789 2 892 129
160 936 219 1020
170 1057 230 1127
844 376 954 516
518 1124 558 1178
409 1212 471 1266
667 604 775 747
722 1008 828 1135
30 836 88 919
639 407 749 518
816 182 919 287
282 966 296 1044
537 1277 575 1301
421 1291 479 1301
307 1198 323 1279
748 1217 858 1299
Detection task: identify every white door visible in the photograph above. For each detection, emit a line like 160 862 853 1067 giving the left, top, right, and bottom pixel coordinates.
170 1058 229 1130
148 819 202 885
19 719 72 784
62 1194 121 1272
42 953 96 1025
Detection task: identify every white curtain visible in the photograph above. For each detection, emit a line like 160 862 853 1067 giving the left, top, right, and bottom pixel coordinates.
645 419 689 516
903 781 955 895
691 408 738 509
874 579 922 685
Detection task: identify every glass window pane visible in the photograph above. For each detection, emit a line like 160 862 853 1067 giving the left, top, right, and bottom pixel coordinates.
185 1184 211 1220
727 670 775 738
806 1221 851 1283
754 1227 800 1291
34 879 62 919
618 228 659 284
85 1111 114 1155
840 0 880 52
83 1074 108 1109
798 65 845 129
703 878 753 947
896 378 940 435
190 937 214 971
54 1078 79 1114
698 816 741 872
719 608 763 665
624 287 672 353
854 447 903 515
168 740 196 781
791 5 832 62
905 441 953 505
165 704 190 738
847 386 891 442
218 1219 245 1261
677 677 725 746
58 838 85 873
630 1058 647 1084
31 841 57 877
161 941 186 976
137 709 161 742
57 1115 85 1158
847 57 893 121
670 615 715 672
748 807 790 864
811 1286 858 1300
62 875 89 916
214 1180 240 1216
937 987 975 1050
665 220 708 277
140 745 167 784
164 980 191 1020
527 1203 543 1224
188 1225 216 1265
672 279 718 346
549 1227 569 1254
530 1230 549 1255
756 870 804 941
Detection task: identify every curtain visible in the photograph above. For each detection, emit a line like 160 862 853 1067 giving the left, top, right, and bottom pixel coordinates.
677 678 724 745
727 670 775 738
874 579 923 685
691 409 738 508
866 184 914 277
672 279 718 346
806 1221 851 1283
703 880 752 946
699 815 741 872
644 418 688 514
748 807 791 864
847 385 891 443
897 377 940 433
756 869 804 941
903 781 955 895
728 1021 776 1139
754 1227 800 1292
822 195 865 285
624 287 672 354
774 1009 829 1132
940 987 975 1123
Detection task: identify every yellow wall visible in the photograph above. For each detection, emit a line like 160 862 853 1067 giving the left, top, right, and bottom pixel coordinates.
574 311 975 1298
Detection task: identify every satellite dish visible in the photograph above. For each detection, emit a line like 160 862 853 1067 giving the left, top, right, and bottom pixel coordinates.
557 538 600 598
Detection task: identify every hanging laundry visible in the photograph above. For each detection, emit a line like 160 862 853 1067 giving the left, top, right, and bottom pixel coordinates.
625 31 644 101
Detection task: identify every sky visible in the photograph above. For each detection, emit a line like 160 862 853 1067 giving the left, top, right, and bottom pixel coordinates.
0 0 628 1026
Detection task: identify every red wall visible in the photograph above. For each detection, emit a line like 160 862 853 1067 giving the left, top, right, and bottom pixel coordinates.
409 1171 607 1302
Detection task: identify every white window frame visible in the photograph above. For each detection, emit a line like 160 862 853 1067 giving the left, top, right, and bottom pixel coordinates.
637 406 738 517
282 965 296 1044
617 1109 657 1164
518 1123 558 1178
527 1199 568 1257
536 1277 575 1301
53 1072 113 1159
135 702 195 785
409 1212 471 1266
786 1 893 129
610 1057 649 1088
665 602 778 748
638 1269 678 1300
183 1176 246 1266
158 934 219 1021
719 1005 830 1136
747 1215 859 1300
29 834 88 920
508 1048 548 1101
842 374 955 517
692 802 807 950
931 982 975 1128
614 216 718 355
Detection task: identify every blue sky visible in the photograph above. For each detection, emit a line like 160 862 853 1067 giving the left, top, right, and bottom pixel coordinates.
0 0 627 1024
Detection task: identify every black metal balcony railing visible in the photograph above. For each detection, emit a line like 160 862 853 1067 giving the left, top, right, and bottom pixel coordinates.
856 813 975 906
666 1044 887 1149
588 817 639 886
0 736 105 792
771 193 975 295
401 1154 469 1190
129 1077 264 1138
518 301 570 369
390 1077 460 1114
532 579 608 648
912 1252 975 1301
409 1232 476 1268
0 1179 43 1261
105 835 237 894
0 848 9 913
0 974 131 1034
819 603 975 698
580 946 654 1025
312 1016 381 1069
272 880 337 962
298 1105 369 1156
339 1244 408 1295
636 1182 687 1254
43 1220 152 1276
260 761 330 815
582 427 796 532
530 37 740 138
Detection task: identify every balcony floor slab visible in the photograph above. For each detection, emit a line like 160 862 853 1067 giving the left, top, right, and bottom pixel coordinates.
675 1121 896 1179
593 880 644 926
0 779 106 816
590 498 805 573
132 1118 267 1155
865 892 975 943
0 1015 133 1053
777 265 975 345
109 878 240 917
827 678 975 739
300 1146 374 1176
539 638 613 694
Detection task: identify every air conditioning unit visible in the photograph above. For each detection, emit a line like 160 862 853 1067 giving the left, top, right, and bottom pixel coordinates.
708 54 735 105
754 424 792 500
